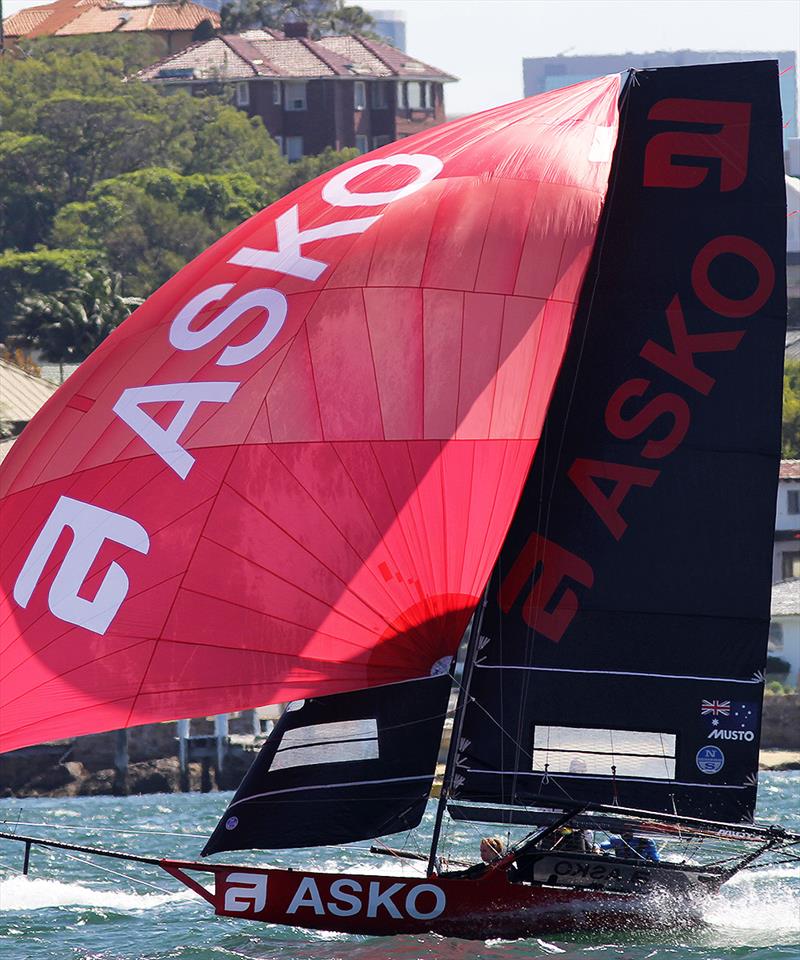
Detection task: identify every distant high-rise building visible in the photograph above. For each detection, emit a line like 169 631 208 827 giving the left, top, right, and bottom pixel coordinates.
366 7 405 50
523 50 797 148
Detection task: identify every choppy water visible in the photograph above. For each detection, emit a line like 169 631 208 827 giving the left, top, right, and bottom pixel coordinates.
0 772 798 960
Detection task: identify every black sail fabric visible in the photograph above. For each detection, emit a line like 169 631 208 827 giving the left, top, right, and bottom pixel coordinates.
203 674 450 854
453 61 787 823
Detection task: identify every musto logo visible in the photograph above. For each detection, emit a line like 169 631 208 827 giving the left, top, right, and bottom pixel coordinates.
220 872 446 922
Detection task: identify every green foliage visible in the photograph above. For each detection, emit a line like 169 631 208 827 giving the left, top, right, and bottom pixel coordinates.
765 680 795 695
51 169 270 296
221 0 377 39
766 655 791 678
783 360 800 459
22 35 171 75
0 248 99 341
281 146 360 193
12 270 143 362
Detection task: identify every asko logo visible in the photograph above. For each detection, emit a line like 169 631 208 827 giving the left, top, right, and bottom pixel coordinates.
500 96 774 642
220 871 446 921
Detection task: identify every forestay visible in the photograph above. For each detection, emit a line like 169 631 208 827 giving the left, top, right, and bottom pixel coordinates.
453 61 787 823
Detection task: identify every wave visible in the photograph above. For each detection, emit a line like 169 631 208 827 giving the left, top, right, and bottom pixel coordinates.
0 875 195 912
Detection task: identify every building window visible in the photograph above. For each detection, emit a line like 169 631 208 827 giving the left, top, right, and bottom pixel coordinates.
396 80 406 108
273 135 283 153
354 80 366 110
372 135 391 149
286 135 303 161
355 134 369 154
285 81 307 111
788 489 800 515
371 82 388 109
406 81 423 109
235 82 250 107
272 81 281 105
768 621 784 652
782 550 800 579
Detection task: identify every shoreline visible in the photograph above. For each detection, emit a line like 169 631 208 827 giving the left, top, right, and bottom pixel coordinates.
758 749 800 770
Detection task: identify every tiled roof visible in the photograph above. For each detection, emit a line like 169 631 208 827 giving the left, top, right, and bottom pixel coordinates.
137 31 456 83
787 330 800 362
0 358 57 424
138 37 253 81
771 578 800 617
320 34 455 80
780 460 800 480
3 7 52 35
4 0 218 39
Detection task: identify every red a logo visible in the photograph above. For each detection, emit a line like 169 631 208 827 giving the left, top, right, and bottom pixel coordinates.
499 533 593 643
643 99 751 192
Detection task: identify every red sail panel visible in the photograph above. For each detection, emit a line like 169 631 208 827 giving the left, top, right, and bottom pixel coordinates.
0 76 619 752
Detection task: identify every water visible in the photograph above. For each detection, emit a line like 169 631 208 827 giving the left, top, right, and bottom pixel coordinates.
0 772 798 960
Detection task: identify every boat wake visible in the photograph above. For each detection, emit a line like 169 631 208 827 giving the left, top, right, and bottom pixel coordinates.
700 865 800 946
0 875 195 912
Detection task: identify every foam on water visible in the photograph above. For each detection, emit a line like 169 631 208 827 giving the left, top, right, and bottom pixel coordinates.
701 865 800 946
0 875 194 912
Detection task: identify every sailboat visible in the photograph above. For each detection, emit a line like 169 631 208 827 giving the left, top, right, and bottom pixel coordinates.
1 60 798 939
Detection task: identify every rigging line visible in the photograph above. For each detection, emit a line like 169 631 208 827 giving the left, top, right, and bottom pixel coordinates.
447 673 578 806
0 820 209 840
58 850 175 895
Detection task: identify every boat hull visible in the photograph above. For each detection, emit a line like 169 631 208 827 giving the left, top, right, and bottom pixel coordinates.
164 860 707 939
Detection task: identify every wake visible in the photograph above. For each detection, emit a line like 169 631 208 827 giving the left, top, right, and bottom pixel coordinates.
0 875 194 912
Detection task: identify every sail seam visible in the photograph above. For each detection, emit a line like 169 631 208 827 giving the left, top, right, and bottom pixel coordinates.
226 774 434 808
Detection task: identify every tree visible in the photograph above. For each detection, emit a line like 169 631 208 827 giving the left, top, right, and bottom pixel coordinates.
783 359 800 459
221 0 377 39
281 145 359 193
50 168 275 296
12 271 143 362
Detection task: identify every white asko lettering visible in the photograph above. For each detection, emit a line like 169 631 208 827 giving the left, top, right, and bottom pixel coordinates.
286 877 446 921
708 729 754 741
21 153 443 633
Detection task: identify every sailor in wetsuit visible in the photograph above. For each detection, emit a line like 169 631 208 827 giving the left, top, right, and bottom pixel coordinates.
601 831 660 861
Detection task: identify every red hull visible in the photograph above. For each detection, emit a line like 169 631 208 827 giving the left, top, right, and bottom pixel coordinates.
162 860 701 939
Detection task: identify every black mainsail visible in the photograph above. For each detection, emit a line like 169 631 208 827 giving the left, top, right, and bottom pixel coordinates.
453 60 787 824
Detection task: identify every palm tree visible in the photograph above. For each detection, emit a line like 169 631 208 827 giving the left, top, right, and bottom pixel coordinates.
12 270 143 365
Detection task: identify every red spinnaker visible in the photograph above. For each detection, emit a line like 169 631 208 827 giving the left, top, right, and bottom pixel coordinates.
0 76 619 752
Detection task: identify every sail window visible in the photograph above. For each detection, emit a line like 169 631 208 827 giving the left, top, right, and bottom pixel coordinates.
532 726 676 780
269 719 379 771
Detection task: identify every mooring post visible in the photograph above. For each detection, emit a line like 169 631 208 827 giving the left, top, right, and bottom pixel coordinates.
113 728 129 796
177 719 190 792
22 841 31 876
214 713 228 784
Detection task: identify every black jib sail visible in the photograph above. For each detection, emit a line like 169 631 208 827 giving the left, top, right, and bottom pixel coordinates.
452 61 787 823
204 674 450 854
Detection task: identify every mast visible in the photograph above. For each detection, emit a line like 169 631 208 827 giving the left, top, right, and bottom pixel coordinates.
427 588 488 876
